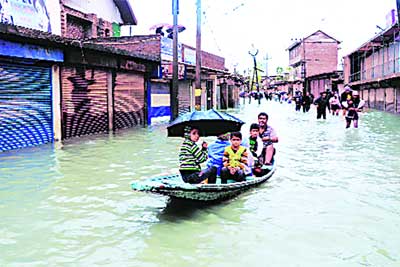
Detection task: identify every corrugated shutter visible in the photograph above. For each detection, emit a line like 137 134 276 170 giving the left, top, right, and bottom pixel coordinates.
114 71 144 130
178 80 191 114
0 63 52 152
386 88 395 112
376 88 385 110
61 67 108 139
396 88 400 114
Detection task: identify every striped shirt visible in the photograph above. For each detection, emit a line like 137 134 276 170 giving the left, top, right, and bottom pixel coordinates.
179 139 208 171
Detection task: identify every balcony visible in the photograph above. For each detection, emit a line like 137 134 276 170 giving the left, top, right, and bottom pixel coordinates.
349 58 400 83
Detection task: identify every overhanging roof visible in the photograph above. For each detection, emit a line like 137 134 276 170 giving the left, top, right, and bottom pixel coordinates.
347 24 400 56
114 0 137 25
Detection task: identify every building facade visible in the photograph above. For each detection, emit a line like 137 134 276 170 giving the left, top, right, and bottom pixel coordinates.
287 30 341 95
344 24 400 114
0 0 238 152
0 0 159 152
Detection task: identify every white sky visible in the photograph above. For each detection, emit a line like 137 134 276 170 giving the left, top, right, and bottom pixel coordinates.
130 0 396 75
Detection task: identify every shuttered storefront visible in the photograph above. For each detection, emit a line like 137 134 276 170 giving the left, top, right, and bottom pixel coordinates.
61 67 108 139
178 80 191 114
385 88 395 112
0 63 52 152
114 72 145 129
396 88 400 114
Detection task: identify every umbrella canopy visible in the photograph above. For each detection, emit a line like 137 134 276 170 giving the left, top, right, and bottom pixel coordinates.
165 24 186 33
167 109 245 137
149 23 170 31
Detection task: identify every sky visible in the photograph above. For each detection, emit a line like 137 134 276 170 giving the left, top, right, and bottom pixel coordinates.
129 0 396 75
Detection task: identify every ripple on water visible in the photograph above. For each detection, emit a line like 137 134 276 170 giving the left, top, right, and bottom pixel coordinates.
1 103 400 266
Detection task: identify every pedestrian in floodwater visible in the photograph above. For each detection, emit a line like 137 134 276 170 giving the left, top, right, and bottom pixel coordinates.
293 91 302 111
340 85 353 116
302 91 312 113
342 91 365 128
314 91 329 119
329 94 341 116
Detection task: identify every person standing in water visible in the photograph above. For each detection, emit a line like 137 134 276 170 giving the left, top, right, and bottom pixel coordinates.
342 91 365 128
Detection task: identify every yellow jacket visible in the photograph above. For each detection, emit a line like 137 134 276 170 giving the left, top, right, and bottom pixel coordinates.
223 146 248 169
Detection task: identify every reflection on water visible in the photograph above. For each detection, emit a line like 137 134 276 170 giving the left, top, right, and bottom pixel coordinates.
1 102 400 266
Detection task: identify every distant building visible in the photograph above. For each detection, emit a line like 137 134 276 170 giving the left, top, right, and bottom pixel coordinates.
343 23 400 114
287 30 342 96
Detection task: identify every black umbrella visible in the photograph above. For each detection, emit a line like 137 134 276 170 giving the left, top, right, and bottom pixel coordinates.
167 109 245 137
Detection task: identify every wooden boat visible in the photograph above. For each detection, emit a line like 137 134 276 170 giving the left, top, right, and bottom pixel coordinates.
131 163 276 202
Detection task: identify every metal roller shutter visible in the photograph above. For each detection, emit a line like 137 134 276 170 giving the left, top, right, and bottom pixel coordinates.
61 67 108 139
0 63 53 152
178 80 191 114
114 72 145 130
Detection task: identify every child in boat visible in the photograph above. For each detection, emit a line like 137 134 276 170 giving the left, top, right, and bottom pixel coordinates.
179 126 217 184
220 132 249 184
247 123 263 164
206 132 231 177
207 132 253 179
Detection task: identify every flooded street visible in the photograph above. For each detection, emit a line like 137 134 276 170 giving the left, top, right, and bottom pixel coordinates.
1 101 400 267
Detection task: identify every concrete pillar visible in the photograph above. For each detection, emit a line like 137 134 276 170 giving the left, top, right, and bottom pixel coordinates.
107 70 114 132
211 75 217 109
52 65 62 142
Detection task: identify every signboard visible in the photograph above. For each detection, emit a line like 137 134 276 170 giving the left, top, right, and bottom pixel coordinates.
161 36 182 62
183 46 196 66
161 63 185 80
0 39 63 61
0 0 54 33
385 9 397 28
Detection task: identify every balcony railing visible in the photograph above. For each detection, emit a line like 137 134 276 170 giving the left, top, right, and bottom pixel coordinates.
350 58 400 82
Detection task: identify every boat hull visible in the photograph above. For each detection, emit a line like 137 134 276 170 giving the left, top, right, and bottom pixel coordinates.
131 165 275 202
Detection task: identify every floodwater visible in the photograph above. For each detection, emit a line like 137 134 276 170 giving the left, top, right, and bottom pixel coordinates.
1 101 399 267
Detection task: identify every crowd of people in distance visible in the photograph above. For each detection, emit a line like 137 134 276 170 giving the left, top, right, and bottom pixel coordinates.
298 85 365 128
178 112 278 185
241 85 365 129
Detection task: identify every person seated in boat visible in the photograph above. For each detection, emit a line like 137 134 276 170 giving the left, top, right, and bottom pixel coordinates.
220 132 249 184
207 132 254 179
206 132 230 177
257 112 278 166
179 126 217 184
247 123 263 164
245 123 268 177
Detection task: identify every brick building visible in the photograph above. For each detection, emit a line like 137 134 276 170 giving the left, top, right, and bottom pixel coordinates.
0 0 237 152
344 23 400 114
287 30 342 96
0 0 159 152
58 0 161 139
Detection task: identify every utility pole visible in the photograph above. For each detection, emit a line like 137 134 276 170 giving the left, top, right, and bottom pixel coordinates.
171 0 179 119
195 0 202 110
263 53 271 77
397 0 400 26
302 38 307 95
